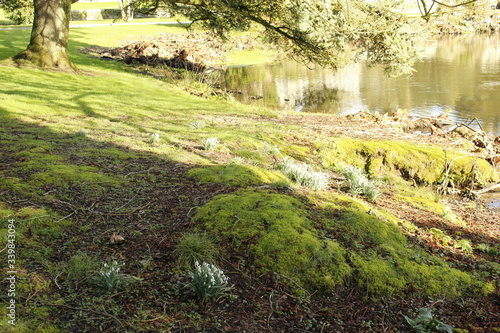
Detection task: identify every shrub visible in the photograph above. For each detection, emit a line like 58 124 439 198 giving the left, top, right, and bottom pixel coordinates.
189 261 229 302
278 157 330 190
2 0 34 25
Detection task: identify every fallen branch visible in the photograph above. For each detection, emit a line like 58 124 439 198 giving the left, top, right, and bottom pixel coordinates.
472 182 500 195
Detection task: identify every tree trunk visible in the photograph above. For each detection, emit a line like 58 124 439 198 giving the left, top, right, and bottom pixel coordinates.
13 0 77 72
118 0 134 22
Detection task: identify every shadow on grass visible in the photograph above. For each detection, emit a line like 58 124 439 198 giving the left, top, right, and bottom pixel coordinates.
0 28 30 60
0 105 216 227
0 104 228 331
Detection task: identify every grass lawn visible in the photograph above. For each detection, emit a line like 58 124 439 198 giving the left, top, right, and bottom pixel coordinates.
72 1 120 10
0 22 499 333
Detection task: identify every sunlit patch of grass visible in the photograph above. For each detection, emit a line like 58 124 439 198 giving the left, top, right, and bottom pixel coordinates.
69 22 190 52
0 63 274 163
396 186 467 227
72 1 120 10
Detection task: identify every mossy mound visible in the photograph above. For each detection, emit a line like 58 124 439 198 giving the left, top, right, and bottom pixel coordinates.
187 164 290 186
193 190 351 294
329 208 477 297
314 193 487 297
195 190 487 298
320 138 499 186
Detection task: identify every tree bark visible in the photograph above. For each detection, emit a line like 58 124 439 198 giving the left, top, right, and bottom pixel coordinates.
13 0 77 72
118 0 135 22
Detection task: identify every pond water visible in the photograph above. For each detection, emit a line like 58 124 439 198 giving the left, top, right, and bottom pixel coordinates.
223 34 500 136
483 193 500 208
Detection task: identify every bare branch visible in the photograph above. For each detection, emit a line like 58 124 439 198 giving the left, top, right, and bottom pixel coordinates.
431 0 478 8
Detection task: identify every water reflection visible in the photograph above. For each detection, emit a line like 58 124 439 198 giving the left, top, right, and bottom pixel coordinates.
224 34 500 136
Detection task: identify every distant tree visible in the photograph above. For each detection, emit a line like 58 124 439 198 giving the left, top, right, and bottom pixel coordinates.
118 0 137 22
1 0 33 24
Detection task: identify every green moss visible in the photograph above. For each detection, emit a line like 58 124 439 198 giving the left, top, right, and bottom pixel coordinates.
350 254 407 295
397 187 466 227
482 282 496 295
281 144 311 160
79 147 138 160
196 189 484 297
30 163 118 188
310 193 484 298
0 204 72 249
321 138 499 186
0 202 14 218
1 138 121 199
18 206 50 218
398 260 475 297
187 164 290 186
194 190 351 294
336 210 407 246
0 302 60 332
0 177 34 197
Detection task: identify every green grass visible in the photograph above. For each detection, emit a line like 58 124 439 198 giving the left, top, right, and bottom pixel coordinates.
72 2 120 11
